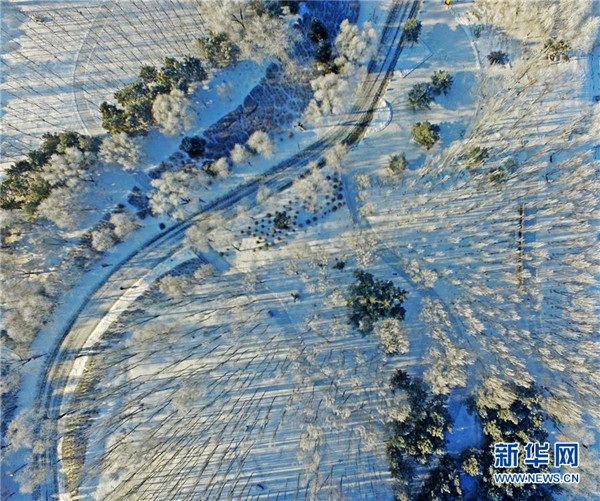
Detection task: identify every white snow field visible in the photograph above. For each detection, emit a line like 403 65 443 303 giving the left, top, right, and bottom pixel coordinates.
1 0 600 500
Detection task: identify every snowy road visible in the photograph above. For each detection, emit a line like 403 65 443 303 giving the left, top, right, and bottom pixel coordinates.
30 1 421 499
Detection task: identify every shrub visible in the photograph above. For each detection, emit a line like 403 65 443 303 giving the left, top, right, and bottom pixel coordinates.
543 38 570 62
347 270 407 333
430 70 453 95
180 136 207 158
407 83 432 110
467 146 489 167
273 211 291 230
403 18 422 44
411 121 440 149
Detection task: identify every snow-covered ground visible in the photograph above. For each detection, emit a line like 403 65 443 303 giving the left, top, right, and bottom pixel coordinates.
2 0 599 500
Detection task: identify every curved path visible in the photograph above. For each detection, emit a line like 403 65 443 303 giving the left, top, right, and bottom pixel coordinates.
33 1 420 499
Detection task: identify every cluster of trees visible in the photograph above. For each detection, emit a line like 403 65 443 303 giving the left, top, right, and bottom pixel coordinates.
464 383 557 500
99 56 206 135
0 131 100 214
304 19 377 123
195 31 240 68
385 375 558 500
346 270 407 334
472 0 598 53
196 0 295 65
386 370 455 500
90 211 140 252
405 71 451 150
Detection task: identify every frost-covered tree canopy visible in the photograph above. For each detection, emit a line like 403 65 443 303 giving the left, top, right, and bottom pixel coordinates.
246 130 274 158
334 19 377 65
99 132 143 170
196 0 294 64
152 89 195 136
149 166 207 219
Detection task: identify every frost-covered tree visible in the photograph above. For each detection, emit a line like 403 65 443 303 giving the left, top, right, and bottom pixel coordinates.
2 282 53 347
91 226 118 252
324 143 348 170
373 318 409 355
304 72 351 121
109 211 139 240
196 0 293 63
40 146 97 188
334 19 377 65
36 186 87 229
230 143 249 164
209 157 230 178
256 183 271 203
247 130 274 158
152 89 195 136
99 132 143 170
149 166 207 220
157 274 191 298
472 0 599 52
90 211 139 252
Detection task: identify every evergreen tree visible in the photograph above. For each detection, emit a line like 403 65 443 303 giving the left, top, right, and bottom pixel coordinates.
487 51 508 65
412 121 440 149
388 153 408 174
315 40 332 63
408 83 432 110
403 18 422 44
346 270 407 333
430 70 453 95
416 455 462 501
309 18 328 43
195 31 240 67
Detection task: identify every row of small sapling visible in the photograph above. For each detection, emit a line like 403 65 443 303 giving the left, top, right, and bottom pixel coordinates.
238 170 346 252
